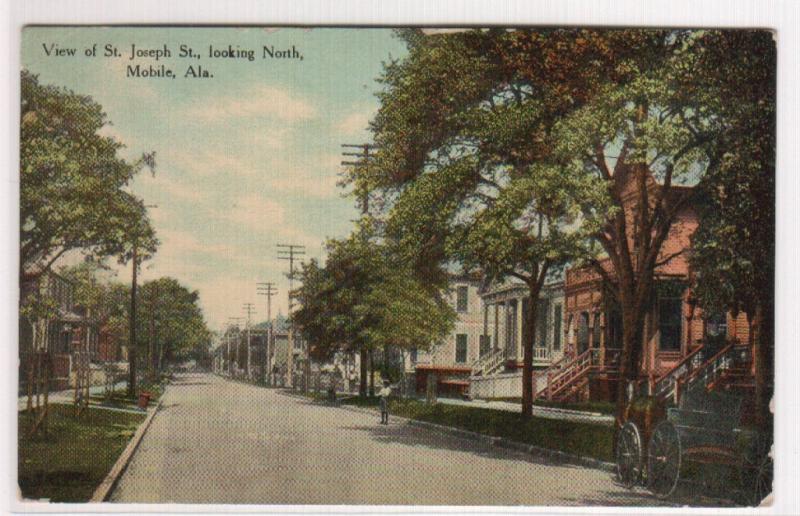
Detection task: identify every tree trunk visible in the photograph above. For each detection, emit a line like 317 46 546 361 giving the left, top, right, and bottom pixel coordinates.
128 247 138 398
521 287 540 419
369 349 375 397
753 299 773 429
359 348 368 397
615 296 647 424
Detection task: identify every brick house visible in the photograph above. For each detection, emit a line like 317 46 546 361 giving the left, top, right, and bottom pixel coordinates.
555 170 753 403
19 270 87 391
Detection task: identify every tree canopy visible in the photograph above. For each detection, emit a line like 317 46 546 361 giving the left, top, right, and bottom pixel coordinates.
292 231 455 374
20 71 158 284
347 28 775 418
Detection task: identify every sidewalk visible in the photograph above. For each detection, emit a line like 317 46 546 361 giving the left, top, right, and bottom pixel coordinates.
435 397 615 426
17 381 128 412
330 390 614 427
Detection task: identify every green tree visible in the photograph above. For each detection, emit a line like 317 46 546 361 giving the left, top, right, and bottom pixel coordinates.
20 71 157 284
356 29 775 422
353 29 623 417
551 30 775 417
688 30 775 425
293 232 454 396
136 277 212 377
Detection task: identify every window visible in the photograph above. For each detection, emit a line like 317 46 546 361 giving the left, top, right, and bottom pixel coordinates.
455 334 468 363
410 348 418 364
607 310 622 349
704 310 728 350
552 304 562 350
536 299 549 347
658 297 683 351
705 311 727 339
479 334 491 356
456 286 469 312
592 313 602 348
578 312 590 352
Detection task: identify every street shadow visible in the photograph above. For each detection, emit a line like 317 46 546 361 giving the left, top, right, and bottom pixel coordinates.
558 480 742 508
339 423 586 471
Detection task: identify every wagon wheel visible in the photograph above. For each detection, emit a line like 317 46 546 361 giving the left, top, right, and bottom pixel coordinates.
616 422 643 488
740 434 773 505
647 421 682 499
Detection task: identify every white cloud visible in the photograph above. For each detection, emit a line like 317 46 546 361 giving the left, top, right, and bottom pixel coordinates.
218 194 286 230
101 56 158 101
167 148 256 178
157 228 237 262
247 129 288 150
186 85 316 123
336 110 372 135
270 154 345 199
150 175 207 203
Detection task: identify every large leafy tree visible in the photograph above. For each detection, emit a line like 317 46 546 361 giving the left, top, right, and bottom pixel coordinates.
20 71 157 284
293 231 454 396
351 29 664 417
136 277 212 376
552 30 775 417
688 30 775 425
356 28 774 422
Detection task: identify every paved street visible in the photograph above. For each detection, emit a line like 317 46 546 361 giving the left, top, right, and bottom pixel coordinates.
109 372 666 506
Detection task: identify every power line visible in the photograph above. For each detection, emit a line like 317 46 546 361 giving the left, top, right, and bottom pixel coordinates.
277 244 305 388
257 282 277 385
341 143 378 218
243 303 255 380
227 316 244 377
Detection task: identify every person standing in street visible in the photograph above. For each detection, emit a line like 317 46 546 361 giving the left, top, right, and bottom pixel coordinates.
378 380 391 425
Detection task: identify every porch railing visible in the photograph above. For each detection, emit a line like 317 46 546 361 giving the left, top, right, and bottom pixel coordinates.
471 347 506 377
649 344 707 403
533 347 621 401
679 342 738 399
533 347 551 362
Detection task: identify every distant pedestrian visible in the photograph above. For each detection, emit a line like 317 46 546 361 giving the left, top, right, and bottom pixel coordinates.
378 380 391 425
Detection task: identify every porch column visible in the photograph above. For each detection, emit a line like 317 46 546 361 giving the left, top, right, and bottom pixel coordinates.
516 298 524 360
599 312 606 364
498 302 507 356
483 302 489 354
493 302 500 352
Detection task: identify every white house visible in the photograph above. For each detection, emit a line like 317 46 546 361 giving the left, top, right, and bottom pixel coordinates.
412 273 488 397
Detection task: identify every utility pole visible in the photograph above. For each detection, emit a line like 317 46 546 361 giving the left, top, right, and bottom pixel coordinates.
228 317 244 376
257 282 277 385
278 244 305 388
127 204 157 397
128 242 138 398
342 143 378 397
148 281 160 381
243 303 255 380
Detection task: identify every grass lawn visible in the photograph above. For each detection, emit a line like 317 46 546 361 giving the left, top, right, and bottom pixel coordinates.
18 404 145 503
88 384 163 411
482 397 616 415
340 396 614 462
534 399 617 415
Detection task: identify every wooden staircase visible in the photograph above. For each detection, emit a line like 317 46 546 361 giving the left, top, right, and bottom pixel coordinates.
532 348 621 402
649 342 756 406
471 347 506 377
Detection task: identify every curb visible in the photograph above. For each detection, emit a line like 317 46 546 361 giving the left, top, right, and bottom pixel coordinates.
89 388 167 503
285 392 616 474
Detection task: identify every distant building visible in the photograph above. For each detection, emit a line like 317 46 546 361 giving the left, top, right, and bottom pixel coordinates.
469 166 759 405
413 273 487 397
19 270 87 391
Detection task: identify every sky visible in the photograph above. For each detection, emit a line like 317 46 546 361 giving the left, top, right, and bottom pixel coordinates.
21 27 408 331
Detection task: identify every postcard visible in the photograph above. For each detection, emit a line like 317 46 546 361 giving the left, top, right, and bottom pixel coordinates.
15 25 776 509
